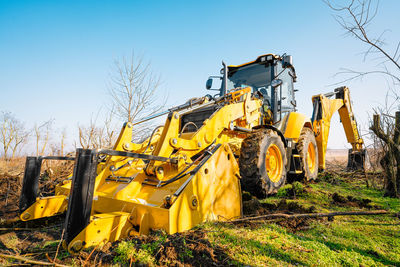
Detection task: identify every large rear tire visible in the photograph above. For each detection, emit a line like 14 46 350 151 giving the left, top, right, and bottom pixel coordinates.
297 128 318 180
239 129 287 199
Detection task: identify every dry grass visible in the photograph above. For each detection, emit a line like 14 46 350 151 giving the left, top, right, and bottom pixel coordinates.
0 158 25 177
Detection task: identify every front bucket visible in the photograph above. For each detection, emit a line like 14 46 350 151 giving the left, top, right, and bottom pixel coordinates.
63 143 242 253
347 149 366 170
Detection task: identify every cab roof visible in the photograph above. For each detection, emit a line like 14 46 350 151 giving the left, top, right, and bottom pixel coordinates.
228 54 280 68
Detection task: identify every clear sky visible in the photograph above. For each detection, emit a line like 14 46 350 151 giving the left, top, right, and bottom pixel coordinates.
1 0 399 152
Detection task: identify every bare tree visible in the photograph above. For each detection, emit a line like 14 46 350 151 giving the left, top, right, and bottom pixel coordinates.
0 112 14 160
50 128 67 156
103 108 117 148
370 110 400 197
11 121 28 159
60 128 66 157
108 53 165 140
326 0 400 197
0 111 28 160
77 109 116 149
325 0 400 86
33 119 54 156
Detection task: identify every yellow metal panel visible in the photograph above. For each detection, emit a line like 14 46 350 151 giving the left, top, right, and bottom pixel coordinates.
336 87 364 151
169 144 241 234
20 195 68 221
283 112 312 140
171 92 262 157
311 94 344 169
93 196 170 230
67 212 132 253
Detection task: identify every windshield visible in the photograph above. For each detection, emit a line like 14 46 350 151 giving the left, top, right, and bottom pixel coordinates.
227 63 273 94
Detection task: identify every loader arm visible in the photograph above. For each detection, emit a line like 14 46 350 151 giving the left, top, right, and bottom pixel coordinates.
311 86 364 170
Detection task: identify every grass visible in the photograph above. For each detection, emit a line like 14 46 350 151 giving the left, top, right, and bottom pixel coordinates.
201 172 400 266
114 240 156 266
113 230 169 266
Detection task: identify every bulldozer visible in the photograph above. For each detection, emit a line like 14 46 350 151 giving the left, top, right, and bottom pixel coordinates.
19 53 365 253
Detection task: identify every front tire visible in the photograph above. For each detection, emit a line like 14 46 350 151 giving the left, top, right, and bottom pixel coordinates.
239 129 287 199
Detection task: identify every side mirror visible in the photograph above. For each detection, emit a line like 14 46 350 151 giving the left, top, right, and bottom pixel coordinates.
282 55 293 67
271 79 283 88
206 78 213 90
205 76 222 91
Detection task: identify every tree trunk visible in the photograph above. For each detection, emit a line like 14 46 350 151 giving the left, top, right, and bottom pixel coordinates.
371 111 400 198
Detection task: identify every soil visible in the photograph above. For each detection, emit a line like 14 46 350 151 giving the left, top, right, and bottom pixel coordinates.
331 192 376 209
0 173 22 220
67 229 236 266
242 198 319 232
153 230 233 266
243 198 317 216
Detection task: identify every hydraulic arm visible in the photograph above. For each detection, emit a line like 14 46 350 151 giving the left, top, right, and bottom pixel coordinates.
311 86 365 170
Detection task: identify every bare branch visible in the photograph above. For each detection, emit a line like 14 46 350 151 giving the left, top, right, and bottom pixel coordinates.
325 0 400 75
0 111 28 160
77 108 117 149
107 52 166 139
34 119 54 156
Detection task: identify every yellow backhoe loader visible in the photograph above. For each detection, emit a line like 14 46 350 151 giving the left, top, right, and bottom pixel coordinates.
19 53 365 253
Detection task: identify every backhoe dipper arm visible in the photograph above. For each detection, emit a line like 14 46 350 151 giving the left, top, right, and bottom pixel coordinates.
311 86 364 170
334 87 364 152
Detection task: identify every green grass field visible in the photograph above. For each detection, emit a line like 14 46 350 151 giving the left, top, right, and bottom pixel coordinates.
201 172 400 266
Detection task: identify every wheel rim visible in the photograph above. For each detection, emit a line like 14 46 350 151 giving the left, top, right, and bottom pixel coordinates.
265 144 283 183
307 143 316 173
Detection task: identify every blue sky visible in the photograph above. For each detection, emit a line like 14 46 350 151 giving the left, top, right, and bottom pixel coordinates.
1 0 399 152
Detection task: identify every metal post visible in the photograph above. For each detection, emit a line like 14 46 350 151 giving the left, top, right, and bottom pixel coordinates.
19 157 42 212
64 149 98 245
221 61 228 96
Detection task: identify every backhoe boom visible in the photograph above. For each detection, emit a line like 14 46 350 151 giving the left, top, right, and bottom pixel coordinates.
311 86 365 170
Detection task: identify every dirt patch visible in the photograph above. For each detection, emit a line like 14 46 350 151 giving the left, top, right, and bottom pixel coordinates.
243 198 316 216
242 198 318 232
155 230 232 266
331 192 376 209
0 220 63 266
0 174 21 220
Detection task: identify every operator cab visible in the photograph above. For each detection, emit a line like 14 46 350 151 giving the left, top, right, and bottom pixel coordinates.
206 54 297 123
